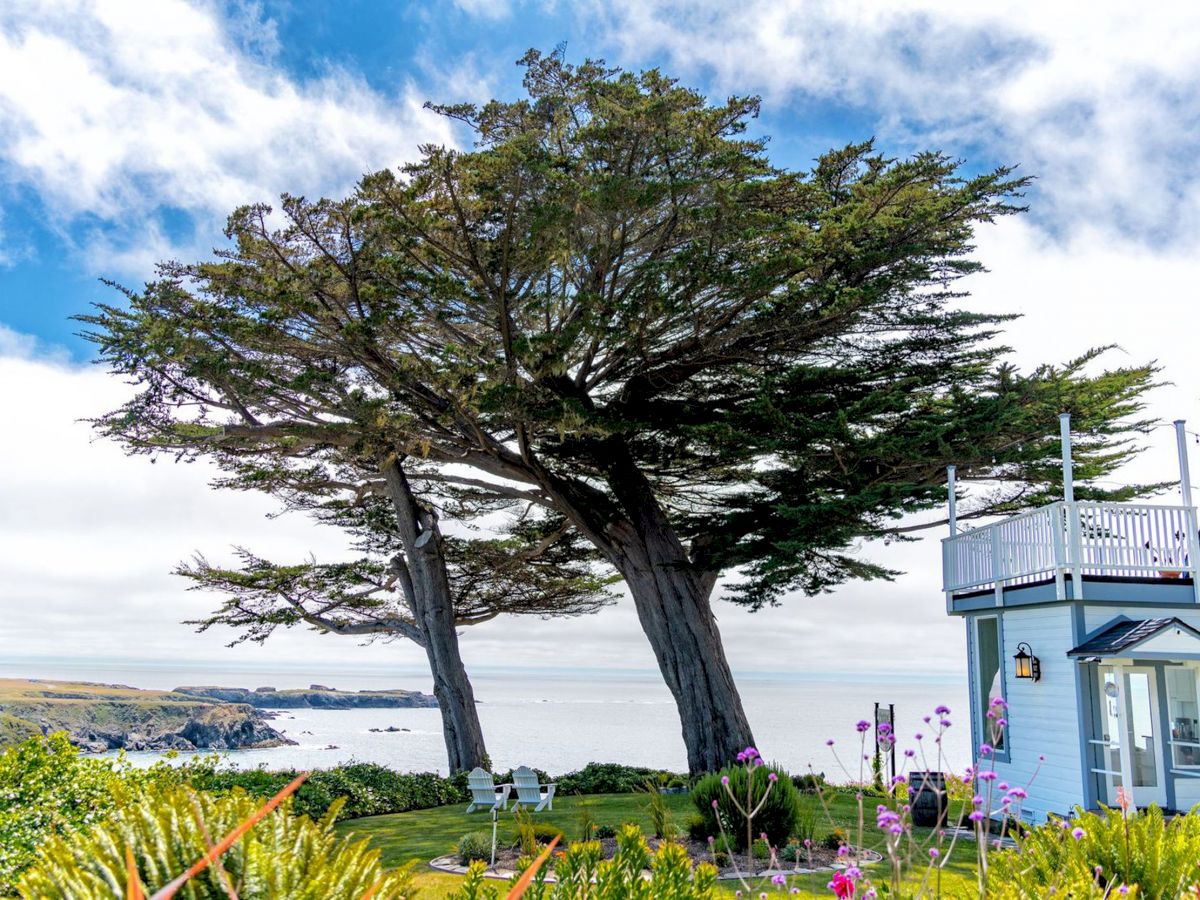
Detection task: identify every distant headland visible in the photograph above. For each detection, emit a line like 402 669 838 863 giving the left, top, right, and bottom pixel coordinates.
0 678 437 753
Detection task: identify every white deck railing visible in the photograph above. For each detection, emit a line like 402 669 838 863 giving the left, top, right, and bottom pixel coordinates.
942 501 1200 596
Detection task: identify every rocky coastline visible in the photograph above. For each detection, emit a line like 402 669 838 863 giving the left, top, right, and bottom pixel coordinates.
0 678 436 753
173 684 438 709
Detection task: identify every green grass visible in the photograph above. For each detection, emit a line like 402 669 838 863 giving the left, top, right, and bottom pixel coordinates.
334 790 980 898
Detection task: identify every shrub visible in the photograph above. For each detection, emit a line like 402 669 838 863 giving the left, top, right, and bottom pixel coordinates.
555 762 680 796
794 797 819 845
16 784 415 899
531 823 566 845
641 779 674 839
751 837 770 860
691 762 800 850
594 823 616 839
191 760 469 821
0 733 199 893
448 824 718 899
823 826 850 851
576 802 597 841
989 805 1200 898
458 830 493 865
791 772 825 794
686 814 709 842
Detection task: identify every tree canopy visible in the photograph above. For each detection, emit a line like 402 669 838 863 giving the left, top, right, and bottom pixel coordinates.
82 48 1158 771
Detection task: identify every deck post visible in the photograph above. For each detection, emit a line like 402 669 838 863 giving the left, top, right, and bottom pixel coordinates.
1060 413 1075 504
1061 413 1084 599
945 466 958 614
1175 420 1200 604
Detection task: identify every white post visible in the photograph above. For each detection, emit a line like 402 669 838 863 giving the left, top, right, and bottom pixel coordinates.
945 466 958 614
1177 420 1194 507
1176 420 1200 604
947 465 958 535
1060 413 1075 504
1111 663 1136 812
1060 413 1085 598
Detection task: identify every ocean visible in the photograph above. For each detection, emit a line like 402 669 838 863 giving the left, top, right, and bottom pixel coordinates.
1 660 971 777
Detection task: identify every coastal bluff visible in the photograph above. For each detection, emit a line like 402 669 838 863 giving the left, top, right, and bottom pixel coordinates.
0 678 293 753
173 685 439 709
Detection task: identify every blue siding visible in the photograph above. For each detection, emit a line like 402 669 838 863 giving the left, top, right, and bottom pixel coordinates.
971 605 1085 821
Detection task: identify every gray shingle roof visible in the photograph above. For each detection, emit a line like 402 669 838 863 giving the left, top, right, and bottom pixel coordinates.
1068 617 1200 657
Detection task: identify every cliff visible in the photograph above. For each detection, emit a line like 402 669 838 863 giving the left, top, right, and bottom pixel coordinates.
173 685 438 709
0 679 294 753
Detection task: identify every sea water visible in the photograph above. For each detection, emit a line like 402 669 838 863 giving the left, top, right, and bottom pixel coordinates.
0 660 970 776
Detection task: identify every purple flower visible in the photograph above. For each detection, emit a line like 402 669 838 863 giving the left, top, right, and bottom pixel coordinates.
754 758 765 766
768 772 778 782
721 776 730 786
743 746 759 760
978 771 997 782
772 875 787 886
904 749 915 757
707 835 715 845
837 845 849 857
935 705 951 715
969 811 985 822
990 696 1008 708
826 739 835 746
712 799 719 809
856 720 871 732
929 848 940 859
1072 827 1086 840
914 732 924 741
979 744 993 756
1008 787 1028 800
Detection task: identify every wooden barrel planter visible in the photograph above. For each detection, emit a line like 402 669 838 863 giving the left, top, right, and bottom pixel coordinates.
909 771 948 828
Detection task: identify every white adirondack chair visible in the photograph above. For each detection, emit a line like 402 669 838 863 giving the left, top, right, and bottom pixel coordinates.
510 765 556 812
465 767 511 813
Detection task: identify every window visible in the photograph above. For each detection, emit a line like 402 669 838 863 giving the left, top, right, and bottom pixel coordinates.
974 616 1005 753
1166 667 1200 769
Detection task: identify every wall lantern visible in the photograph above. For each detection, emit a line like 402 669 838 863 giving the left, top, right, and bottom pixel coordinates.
1013 643 1041 682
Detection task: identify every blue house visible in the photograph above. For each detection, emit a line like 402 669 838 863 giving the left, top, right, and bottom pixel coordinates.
944 415 1200 821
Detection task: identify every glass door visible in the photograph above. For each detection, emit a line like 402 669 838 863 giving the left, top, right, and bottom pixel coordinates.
1098 666 1167 808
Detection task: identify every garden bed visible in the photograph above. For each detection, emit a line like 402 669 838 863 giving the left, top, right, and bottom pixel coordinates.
432 836 880 881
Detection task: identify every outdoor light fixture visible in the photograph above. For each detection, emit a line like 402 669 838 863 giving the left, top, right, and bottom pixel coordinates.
1013 643 1041 682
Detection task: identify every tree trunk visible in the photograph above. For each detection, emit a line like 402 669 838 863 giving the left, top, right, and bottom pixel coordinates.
616 529 756 774
543 442 756 774
382 457 489 774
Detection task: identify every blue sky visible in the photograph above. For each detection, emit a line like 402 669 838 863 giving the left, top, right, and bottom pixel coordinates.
2 0 1200 679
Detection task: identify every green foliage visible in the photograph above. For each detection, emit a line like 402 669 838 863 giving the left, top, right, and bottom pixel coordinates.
17 784 415 899
794 797 819 845
594 823 616 840
641 779 675 839
575 802 596 841
989 805 1200 898
513 807 539 858
824 826 851 851
0 734 199 894
447 824 718 900
691 763 800 850
791 772 826 794
555 763 679 796
457 831 493 866
190 761 469 821
751 837 770 860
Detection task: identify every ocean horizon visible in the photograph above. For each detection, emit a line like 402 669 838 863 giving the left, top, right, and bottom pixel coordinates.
2 658 971 777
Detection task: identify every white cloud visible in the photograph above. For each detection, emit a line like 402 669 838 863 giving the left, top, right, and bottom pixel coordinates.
0 0 455 274
587 0 1200 240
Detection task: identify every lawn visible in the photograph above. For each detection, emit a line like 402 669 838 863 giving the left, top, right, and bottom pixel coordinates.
333 789 979 898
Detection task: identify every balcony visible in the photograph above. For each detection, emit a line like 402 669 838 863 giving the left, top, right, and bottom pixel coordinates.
942 501 1200 598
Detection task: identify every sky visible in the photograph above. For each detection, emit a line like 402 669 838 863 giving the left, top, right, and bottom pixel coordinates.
2 0 1200 687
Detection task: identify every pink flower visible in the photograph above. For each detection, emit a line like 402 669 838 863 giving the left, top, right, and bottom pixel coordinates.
829 870 857 898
